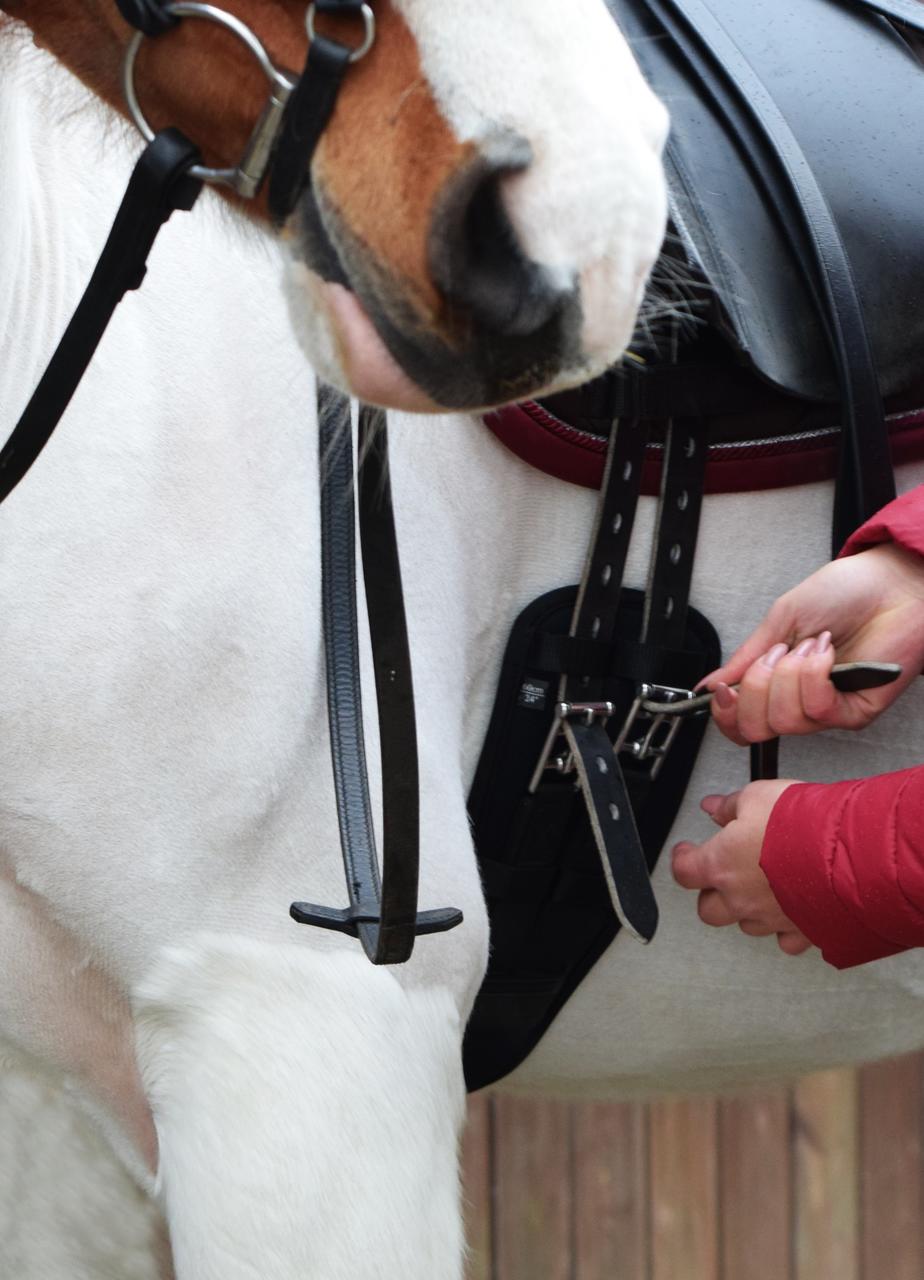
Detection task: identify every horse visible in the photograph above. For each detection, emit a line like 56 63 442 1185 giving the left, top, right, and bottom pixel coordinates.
2 3 924 1278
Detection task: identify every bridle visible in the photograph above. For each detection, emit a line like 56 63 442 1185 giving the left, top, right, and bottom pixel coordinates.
0 0 463 965
117 0 376 217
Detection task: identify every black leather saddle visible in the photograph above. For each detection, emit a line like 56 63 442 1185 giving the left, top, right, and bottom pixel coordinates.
463 0 924 1093
551 0 924 550
613 0 924 404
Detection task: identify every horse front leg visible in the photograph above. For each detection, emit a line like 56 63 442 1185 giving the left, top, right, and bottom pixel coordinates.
134 937 466 1280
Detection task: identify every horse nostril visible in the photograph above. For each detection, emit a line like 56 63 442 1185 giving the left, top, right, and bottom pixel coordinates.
429 133 571 339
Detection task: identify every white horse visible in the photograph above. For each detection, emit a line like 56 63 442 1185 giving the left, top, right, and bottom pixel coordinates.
2 4 924 1278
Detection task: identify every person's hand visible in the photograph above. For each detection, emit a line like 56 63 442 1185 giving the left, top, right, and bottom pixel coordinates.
671 781 813 955
703 543 924 745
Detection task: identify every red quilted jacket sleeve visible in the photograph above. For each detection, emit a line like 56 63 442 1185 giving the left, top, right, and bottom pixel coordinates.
760 484 924 968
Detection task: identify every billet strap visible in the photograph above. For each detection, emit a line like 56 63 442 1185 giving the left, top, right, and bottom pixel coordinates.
640 0 896 554
563 718 659 943
558 415 658 940
0 129 202 506
640 418 707 659
562 416 649 705
556 334 709 938
290 395 463 964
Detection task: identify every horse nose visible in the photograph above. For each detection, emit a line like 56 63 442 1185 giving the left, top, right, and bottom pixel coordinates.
429 134 572 339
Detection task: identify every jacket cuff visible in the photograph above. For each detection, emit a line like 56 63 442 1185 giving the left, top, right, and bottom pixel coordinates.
840 484 924 560
760 781 906 969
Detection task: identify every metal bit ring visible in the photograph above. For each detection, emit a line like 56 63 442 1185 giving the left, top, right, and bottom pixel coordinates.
306 3 376 62
122 1 295 192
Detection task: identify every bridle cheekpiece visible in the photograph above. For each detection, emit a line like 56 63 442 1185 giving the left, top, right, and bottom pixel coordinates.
118 1 376 209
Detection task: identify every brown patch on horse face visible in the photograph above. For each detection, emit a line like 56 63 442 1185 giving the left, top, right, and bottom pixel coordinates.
2 2 308 214
6 0 462 269
310 5 471 324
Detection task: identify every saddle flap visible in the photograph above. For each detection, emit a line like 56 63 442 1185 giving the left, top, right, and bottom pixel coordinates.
609 0 924 400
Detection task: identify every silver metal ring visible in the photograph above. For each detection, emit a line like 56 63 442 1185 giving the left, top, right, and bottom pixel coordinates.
306 3 376 63
122 2 294 189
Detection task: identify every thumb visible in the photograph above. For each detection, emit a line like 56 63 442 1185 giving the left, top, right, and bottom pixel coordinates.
701 790 741 828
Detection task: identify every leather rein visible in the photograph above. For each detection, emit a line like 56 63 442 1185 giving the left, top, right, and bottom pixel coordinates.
0 0 462 965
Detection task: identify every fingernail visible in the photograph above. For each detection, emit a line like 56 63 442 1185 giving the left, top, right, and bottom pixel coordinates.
695 671 720 693
794 638 815 658
714 682 735 710
762 643 789 670
700 795 721 815
815 631 832 655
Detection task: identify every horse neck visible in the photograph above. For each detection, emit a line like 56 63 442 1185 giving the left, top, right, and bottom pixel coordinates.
0 37 129 413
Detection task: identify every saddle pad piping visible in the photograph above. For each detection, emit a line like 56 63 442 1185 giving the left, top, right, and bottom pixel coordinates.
484 402 924 496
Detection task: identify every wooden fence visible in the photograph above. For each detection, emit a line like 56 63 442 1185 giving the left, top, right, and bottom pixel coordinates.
462 1053 924 1280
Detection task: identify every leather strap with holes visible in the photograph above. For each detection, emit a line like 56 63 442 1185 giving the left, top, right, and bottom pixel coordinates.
640 417 708 662
562 415 649 707
560 394 708 940
560 412 656 937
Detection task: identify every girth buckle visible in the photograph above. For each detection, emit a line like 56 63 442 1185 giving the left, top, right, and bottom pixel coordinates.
530 685 706 789
614 683 702 780
529 701 615 791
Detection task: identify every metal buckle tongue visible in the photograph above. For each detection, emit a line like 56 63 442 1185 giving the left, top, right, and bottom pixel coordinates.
614 683 705 780
531 685 704 791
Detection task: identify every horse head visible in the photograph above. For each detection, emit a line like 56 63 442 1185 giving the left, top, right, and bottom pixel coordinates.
7 0 669 410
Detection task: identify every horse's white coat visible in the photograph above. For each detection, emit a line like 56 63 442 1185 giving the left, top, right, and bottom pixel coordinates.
281 0 670 404
3 14 924 1280
0 38 479 1279
389 0 670 383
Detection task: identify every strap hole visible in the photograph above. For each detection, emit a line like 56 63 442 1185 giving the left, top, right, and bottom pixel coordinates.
664 596 675 620
596 757 609 775
612 513 623 535
609 803 620 821
622 462 633 482
601 564 612 587
677 489 689 512
670 543 682 565
591 616 602 639
685 438 696 458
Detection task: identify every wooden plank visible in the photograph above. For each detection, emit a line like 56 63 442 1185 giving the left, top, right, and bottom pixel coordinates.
719 1089 793 1280
573 1102 649 1280
649 1097 720 1280
493 1097 573 1280
793 1068 860 1280
859 1053 924 1280
462 1095 494 1280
